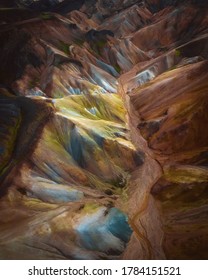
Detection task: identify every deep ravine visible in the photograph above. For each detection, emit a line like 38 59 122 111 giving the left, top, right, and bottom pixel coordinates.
0 0 208 259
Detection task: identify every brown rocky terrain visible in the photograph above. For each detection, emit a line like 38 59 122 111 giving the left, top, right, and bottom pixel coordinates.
0 0 208 259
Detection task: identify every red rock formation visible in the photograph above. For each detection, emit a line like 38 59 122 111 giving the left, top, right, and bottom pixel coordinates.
0 0 208 259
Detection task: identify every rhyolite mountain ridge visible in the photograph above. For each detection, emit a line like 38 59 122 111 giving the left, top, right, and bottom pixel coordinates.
0 0 208 259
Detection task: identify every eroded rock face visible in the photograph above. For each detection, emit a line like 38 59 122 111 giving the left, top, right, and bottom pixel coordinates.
0 0 208 259
118 1 208 260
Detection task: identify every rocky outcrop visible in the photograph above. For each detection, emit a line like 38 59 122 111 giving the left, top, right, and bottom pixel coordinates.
118 1 208 259
0 0 208 259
